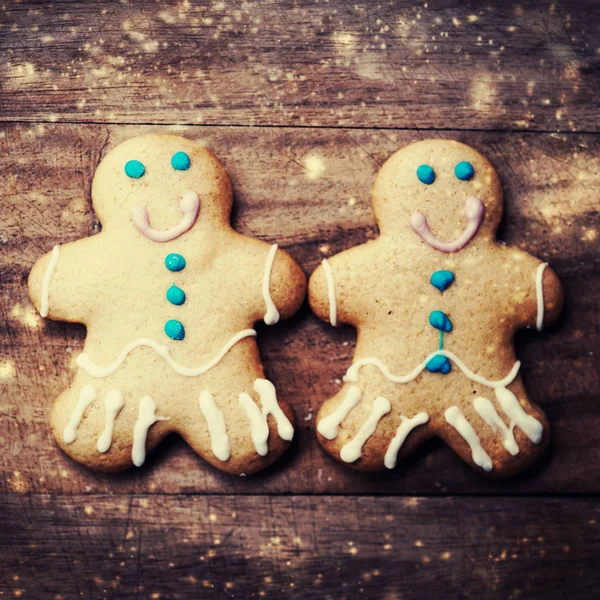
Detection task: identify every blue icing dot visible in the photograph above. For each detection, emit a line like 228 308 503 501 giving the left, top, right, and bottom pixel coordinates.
455 161 474 181
426 354 451 374
429 310 452 332
165 253 186 272
165 319 185 340
430 270 455 292
416 164 435 185
125 159 145 179
166 284 186 306
171 151 191 171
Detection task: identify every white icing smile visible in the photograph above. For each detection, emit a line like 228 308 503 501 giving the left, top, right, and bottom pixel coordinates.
131 191 200 242
409 196 484 253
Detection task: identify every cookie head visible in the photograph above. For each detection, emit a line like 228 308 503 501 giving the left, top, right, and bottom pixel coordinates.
372 140 503 251
91 134 233 240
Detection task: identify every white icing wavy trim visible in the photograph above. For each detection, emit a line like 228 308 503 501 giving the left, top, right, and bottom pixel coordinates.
473 396 518 456
340 396 391 463
445 406 493 472
344 351 520 390
40 245 60 318
384 412 429 469
321 258 337 326
317 386 362 440
199 391 231 462
77 329 257 378
262 244 280 326
536 262 548 332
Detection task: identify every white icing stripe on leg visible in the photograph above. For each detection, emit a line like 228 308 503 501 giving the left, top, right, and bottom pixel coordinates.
63 385 96 444
77 329 257 378
536 262 548 332
445 406 493 472
239 392 269 456
340 396 391 463
344 352 520 390
40 245 60 318
97 390 124 453
254 379 294 441
321 258 338 326
384 412 429 469
473 396 519 456
317 386 362 440
262 244 280 325
132 396 169 467
199 391 231 462
495 387 543 444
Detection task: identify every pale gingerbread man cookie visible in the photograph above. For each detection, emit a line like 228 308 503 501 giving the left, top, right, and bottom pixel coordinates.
29 134 306 475
309 139 563 476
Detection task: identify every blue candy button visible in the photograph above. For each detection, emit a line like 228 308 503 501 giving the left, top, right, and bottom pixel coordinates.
430 270 455 292
417 164 435 185
165 253 186 272
171 151 191 171
125 159 145 179
426 354 451 374
164 319 185 340
429 310 453 333
455 161 474 181
166 284 186 306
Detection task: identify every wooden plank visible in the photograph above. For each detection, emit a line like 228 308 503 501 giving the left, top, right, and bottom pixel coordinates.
1 123 599 495
1 1 600 131
1 494 599 599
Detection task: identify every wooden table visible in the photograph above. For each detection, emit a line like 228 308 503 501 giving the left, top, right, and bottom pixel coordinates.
1 1 599 598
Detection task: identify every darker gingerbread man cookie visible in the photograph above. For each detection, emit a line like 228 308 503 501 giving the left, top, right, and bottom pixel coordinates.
309 139 563 476
29 134 306 475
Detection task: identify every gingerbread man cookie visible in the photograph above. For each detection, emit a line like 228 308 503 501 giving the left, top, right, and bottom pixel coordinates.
29 134 306 474
309 139 563 476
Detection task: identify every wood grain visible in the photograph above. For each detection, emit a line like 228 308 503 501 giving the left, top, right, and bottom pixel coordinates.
2 123 598 495
1 1 599 131
1 494 599 599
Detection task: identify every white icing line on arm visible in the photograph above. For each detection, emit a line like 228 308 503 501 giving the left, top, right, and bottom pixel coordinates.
317 386 362 440
77 329 257 378
262 244 280 325
344 351 520 390
445 406 493 472
340 396 391 463
199 391 231 462
384 412 429 469
321 258 338 326
254 378 294 441
536 262 548 332
97 390 125 453
473 396 518 456
239 392 269 456
132 396 169 467
40 245 60 318
495 387 543 444
131 191 200 243
63 384 96 444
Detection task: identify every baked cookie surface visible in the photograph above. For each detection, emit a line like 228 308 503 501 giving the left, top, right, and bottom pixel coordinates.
29 134 306 474
309 139 563 476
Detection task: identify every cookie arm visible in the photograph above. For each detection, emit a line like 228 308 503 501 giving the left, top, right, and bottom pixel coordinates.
265 247 306 321
535 262 564 330
28 237 100 323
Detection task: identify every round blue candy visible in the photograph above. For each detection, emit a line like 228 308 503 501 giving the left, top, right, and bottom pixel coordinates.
455 161 474 181
164 319 185 340
165 253 186 272
171 151 191 171
416 164 435 185
166 284 186 306
430 270 455 293
124 159 145 179
429 310 453 332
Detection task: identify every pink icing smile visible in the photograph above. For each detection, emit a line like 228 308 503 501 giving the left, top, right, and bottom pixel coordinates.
131 191 200 242
409 196 484 253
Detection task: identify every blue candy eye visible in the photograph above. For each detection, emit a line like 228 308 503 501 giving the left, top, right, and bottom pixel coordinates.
416 164 435 185
171 151 191 171
455 161 474 181
125 160 145 179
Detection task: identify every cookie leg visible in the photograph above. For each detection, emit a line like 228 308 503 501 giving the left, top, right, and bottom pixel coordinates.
177 378 295 475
